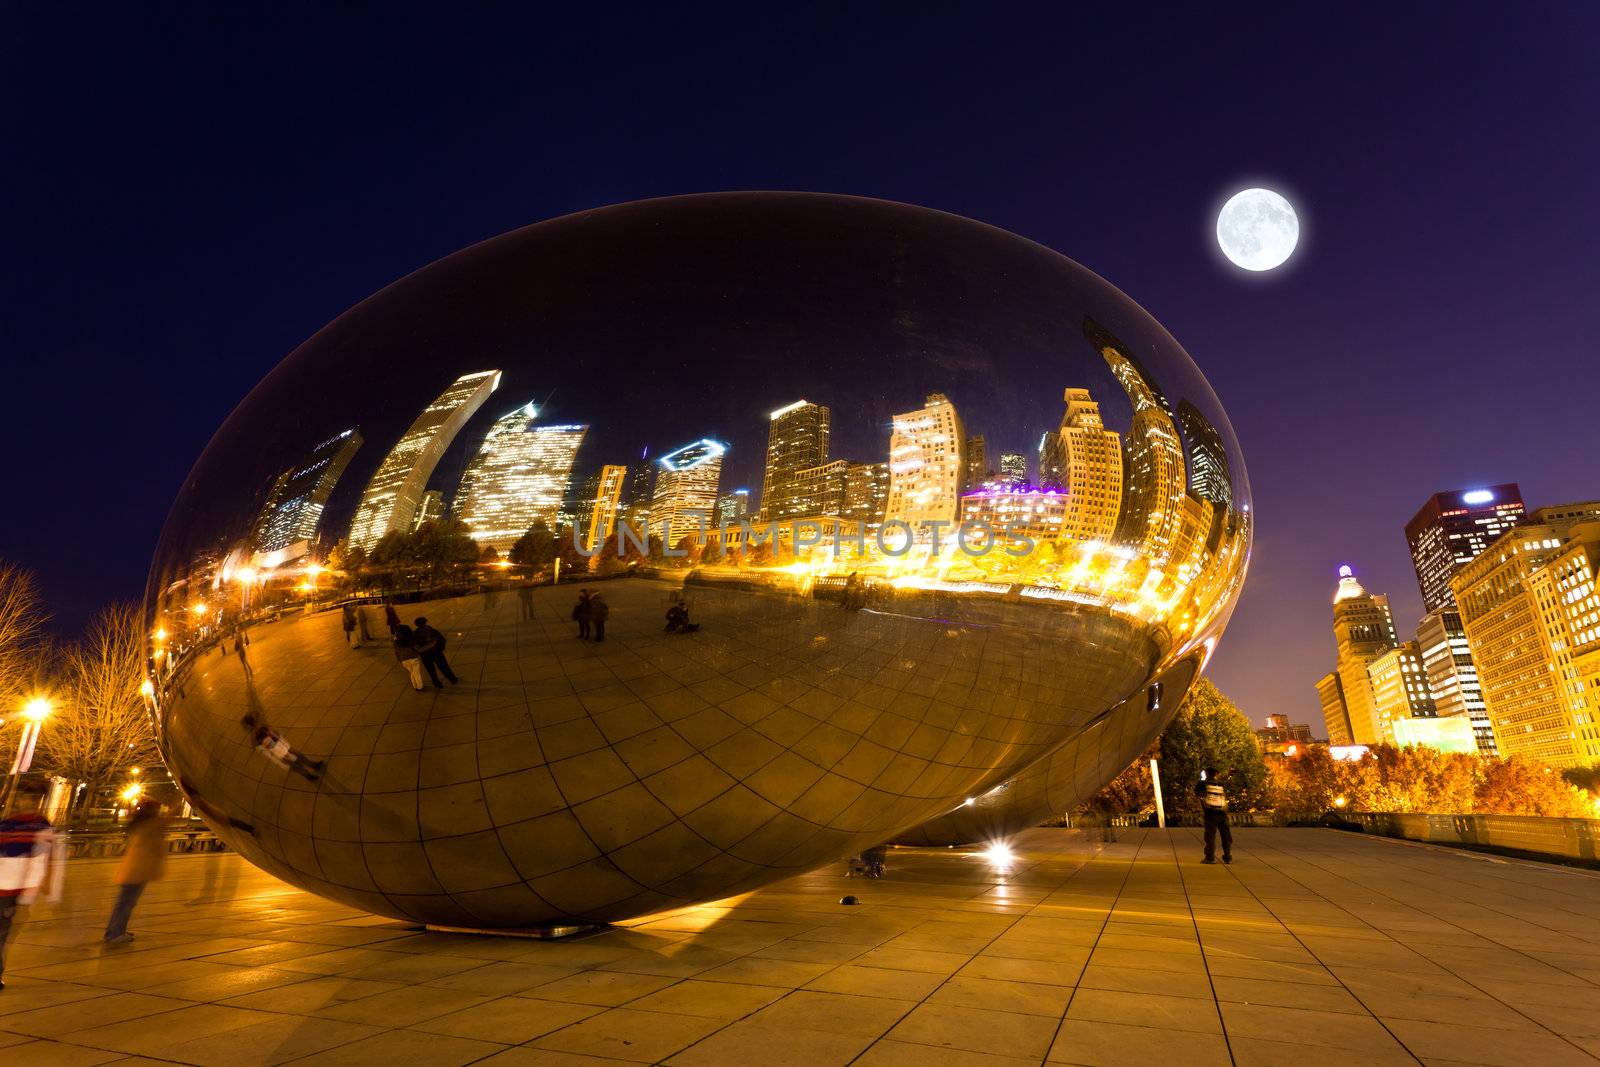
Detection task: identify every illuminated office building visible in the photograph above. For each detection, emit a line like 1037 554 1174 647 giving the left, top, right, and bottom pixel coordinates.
998 451 1027 488
1416 607 1496 754
789 460 849 518
413 489 446 530
842 462 889 532
1406 484 1526 611
578 464 628 553
760 400 830 522
1453 504 1600 766
959 486 1067 545
715 489 751 526
1176 400 1233 508
651 439 726 545
253 428 362 557
1323 564 1399 745
1367 640 1436 743
1040 387 1123 544
884 392 965 545
456 404 588 553
348 370 501 552
964 434 989 491
1089 322 1185 567
620 447 654 530
1316 671 1353 746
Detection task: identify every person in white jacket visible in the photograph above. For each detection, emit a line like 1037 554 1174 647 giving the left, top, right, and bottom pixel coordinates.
0 780 66 990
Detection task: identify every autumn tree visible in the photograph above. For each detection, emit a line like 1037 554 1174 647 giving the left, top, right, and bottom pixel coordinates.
1157 676 1270 818
1476 756 1592 817
510 520 557 569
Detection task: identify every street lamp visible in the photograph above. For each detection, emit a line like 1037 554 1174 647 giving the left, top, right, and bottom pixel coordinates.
1 695 53 816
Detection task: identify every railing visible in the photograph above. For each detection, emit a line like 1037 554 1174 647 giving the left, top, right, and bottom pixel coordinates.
1350 811 1600 863
64 828 228 860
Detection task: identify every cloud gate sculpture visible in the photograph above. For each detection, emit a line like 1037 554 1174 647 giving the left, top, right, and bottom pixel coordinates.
145 192 1250 929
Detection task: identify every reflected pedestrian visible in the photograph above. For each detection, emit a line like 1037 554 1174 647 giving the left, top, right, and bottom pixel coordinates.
252 723 324 781
356 604 374 642
104 801 167 944
1 780 66 989
392 623 426 690
341 603 360 648
590 593 609 642
1196 767 1233 865
234 630 253 679
412 617 458 688
518 583 535 621
572 589 592 639
383 601 401 634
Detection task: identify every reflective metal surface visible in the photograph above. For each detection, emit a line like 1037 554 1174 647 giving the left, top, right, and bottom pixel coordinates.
144 192 1251 928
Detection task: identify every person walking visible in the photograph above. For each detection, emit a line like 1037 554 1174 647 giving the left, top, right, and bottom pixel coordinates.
590 593 609 642
1 781 65 989
412 617 458 688
252 723 324 781
233 630 253 679
572 589 592 639
518 583 535 621
392 623 426 690
1195 768 1233 865
104 801 167 944
341 603 360 648
356 604 374 643
383 601 402 634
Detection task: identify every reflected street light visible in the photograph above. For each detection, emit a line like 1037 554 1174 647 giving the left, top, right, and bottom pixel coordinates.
1 695 53 816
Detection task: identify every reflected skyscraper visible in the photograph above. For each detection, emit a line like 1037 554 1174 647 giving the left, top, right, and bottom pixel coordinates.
651 439 726 545
457 404 587 553
413 489 446 530
884 392 964 544
1176 400 1233 508
1046 387 1123 544
715 488 751 525
842 461 889 532
348 370 501 552
964 433 988 491
578 464 628 554
998 451 1027 488
252 428 362 559
760 400 830 522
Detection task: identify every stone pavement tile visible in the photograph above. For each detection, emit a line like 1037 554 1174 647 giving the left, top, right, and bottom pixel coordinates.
147 1015 383 1067
1203 954 1339 986
691 956 836 988
885 1003 1058 1059
856 1038 1039 1067
1065 987 1221 1034
1211 974 1366 1013
520 969 678 1006
1221 1001 1411 1054
0 1030 32 1048
665 1020 873 1066
0 991 190 1038
1384 1018 1598 1066
476 1049 656 1067
1045 1019 1231 1067
1084 946 1206 975
0 979 112 1013
853 946 975 974
1511 1001 1600 1038
222 976 401 1013
979 938 1092 968
284 1029 508 1067
422 961 581 995
1331 965 1481 1000
199 942 344 968
804 964 947 1001
1368 991 1547 1031
340 953 487 983
146 965 316 1002
595 948 745 979
627 978 787 1021
742 989 912 1037
269 948 405 976
1094 931 1200 955
955 954 1080 987
70 1003 281 1056
0 1039 125 1067
312 984 493 1025
1228 1036 1419 1067
1201 934 1318 964
530 1006 724 1062
410 996 604 1043
749 938 869 964
1076 963 1211 999
927 975 1073 1017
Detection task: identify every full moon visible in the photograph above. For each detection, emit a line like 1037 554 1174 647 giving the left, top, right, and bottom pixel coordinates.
1216 187 1299 271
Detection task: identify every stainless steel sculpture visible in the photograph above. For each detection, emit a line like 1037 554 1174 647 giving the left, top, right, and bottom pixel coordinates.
145 192 1250 928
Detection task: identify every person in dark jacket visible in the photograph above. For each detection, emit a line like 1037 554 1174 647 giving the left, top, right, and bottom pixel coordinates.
589 593 610 642
572 590 592 639
392 623 425 690
1195 767 1233 864
383 602 402 634
1 781 64 988
412 617 458 687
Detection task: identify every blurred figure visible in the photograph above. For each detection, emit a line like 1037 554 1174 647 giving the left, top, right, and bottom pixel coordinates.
252 723 324 781
104 801 167 944
233 629 253 679
590 593 609 642
518 583 535 621
1 780 65 990
1195 767 1233 865
842 571 865 611
412 617 458 688
572 589 592 639
482 583 499 610
383 601 401 634
664 600 699 633
392 623 426 690
341 603 361 648
356 604 374 642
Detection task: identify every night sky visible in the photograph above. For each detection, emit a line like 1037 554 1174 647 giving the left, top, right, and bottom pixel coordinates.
5 6 1597 727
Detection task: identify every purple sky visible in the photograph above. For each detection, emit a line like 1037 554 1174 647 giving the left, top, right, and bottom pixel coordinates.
4 6 1597 726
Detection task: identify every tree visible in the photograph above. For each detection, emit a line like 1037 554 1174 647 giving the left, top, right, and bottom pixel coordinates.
479 544 501 563
0 561 46 715
1477 756 1592 817
1079 739 1157 819
42 603 160 827
1157 677 1270 818
510 520 556 570
1268 745 1350 822
555 526 590 574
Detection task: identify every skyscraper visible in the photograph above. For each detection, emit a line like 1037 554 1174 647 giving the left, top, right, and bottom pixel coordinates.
715 488 751 526
884 393 965 546
348 370 501 552
1405 484 1526 611
651 439 726 546
619 447 654 531
842 461 889 532
253 428 362 558
1175 400 1233 508
998 451 1027 487
1416 607 1496 755
760 400 830 522
1367 640 1436 742
579 464 628 554
413 489 446 530
788 459 849 518
1091 322 1185 568
1316 671 1353 746
964 434 988 491
1323 564 1399 745
456 405 587 553
1050 387 1123 544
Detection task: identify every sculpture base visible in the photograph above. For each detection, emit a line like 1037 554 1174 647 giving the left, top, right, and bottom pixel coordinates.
425 922 608 940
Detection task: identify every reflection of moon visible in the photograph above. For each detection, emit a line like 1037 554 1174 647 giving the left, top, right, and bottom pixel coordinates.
1217 188 1298 271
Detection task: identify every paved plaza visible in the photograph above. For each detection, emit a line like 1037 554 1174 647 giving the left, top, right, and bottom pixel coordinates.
3 827 1600 1066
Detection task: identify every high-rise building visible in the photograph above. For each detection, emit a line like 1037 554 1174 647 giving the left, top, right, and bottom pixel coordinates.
959 486 1068 546
1037 432 1062 490
651 439 726 546
1324 564 1399 745
884 393 965 547
715 489 751 526
842 462 889 532
788 460 849 518
1046 387 1124 545
1175 400 1233 508
998 451 1027 488
1367 640 1436 743
1090 322 1185 568
578 465 628 554
1316 671 1353 746
348 370 501 552
1405 485 1526 611
760 400 830 522
1416 607 1496 755
964 434 989 491
456 403 587 553
413 489 446 530
1453 504 1600 766
619 447 654 531
253 428 363 558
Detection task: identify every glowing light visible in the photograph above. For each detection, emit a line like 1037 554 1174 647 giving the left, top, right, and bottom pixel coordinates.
153 628 168 642
235 567 258 584
962 797 975 807
140 679 155 698
1333 795 1348 808
191 602 208 616
21 696 51 722
983 841 1015 869
1462 489 1494 505
1337 564 1353 579
769 399 810 420
120 783 143 802
130 767 142 776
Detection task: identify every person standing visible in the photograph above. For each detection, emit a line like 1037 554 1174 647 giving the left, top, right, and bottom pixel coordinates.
392 623 426 690
356 604 374 643
104 801 167 944
383 601 402 634
518 583 535 621
1195 768 1233 865
1 781 64 989
412 617 458 688
341 603 360 648
572 589 592 639
590 593 609 642
253 724 324 781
